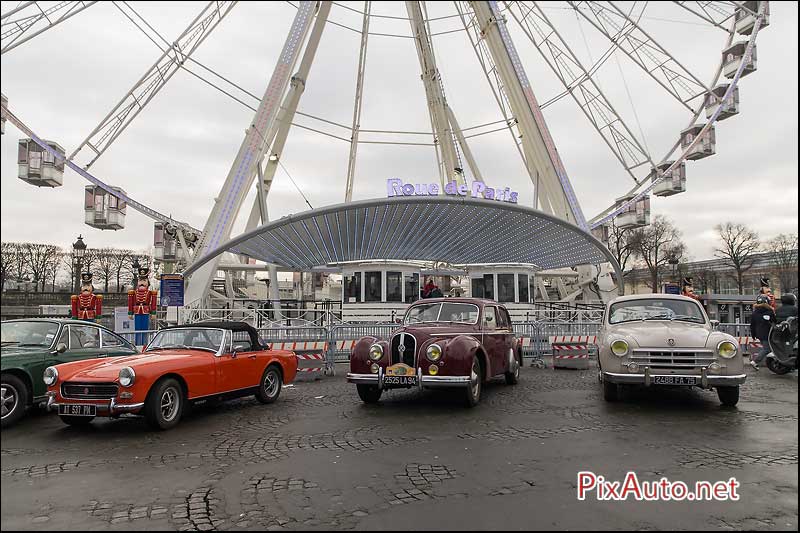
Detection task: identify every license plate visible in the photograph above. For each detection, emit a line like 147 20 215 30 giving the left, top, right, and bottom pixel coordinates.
58 404 96 416
653 376 696 386
383 375 418 387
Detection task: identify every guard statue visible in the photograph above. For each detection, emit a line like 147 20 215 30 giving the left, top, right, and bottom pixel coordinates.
128 266 158 345
71 271 103 321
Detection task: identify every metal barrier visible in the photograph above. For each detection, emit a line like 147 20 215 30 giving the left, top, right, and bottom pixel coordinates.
328 323 401 363
116 329 159 347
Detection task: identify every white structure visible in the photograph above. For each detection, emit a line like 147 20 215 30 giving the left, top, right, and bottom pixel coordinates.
341 262 422 322
614 193 650 229
735 1 769 36
680 124 716 160
705 85 739 121
153 222 183 263
84 185 127 230
17 138 65 187
722 42 757 79
651 161 686 197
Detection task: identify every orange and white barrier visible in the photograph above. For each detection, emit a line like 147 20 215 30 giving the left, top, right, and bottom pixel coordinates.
549 336 594 369
295 353 325 373
271 341 328 352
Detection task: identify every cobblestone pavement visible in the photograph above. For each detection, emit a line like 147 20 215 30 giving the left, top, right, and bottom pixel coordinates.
1 360 797 531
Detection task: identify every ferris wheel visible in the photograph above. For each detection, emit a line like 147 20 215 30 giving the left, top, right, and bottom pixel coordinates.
0 1 769 302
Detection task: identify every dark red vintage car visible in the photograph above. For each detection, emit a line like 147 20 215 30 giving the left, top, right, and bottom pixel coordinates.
347 298 522 406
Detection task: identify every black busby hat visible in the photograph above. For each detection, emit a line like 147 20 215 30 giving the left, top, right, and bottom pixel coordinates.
138 266 150 279
759 277 770 288
682 277 693 287
80 271 93 283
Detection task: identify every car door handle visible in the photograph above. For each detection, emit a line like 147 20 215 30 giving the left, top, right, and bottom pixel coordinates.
248 354 257 359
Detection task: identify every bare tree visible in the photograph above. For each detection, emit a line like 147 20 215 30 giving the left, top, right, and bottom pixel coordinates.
693 269 720 295
22 243 61 292
766 233 798 293
630 215 687 292
606 219 637 276
63 247 98 293
93 248 117 293
1 242 23 290
714 222 760 293
112 249 132 291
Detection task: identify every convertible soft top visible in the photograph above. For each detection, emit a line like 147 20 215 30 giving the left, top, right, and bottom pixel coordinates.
162 321 264 349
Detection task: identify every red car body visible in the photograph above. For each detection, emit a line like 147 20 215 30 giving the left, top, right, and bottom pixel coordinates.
46 322 297 429
347 298 522 406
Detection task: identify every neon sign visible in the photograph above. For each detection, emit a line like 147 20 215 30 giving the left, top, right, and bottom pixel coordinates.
386 178 518 204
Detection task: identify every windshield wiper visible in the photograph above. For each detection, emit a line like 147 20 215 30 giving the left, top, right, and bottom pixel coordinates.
18 343 47 347
671 314 703 323
642 315 672 321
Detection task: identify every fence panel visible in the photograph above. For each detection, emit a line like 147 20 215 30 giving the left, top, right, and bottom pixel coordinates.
328 323 401 362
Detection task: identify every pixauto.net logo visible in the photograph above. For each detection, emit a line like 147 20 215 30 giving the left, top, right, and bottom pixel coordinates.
577 471 740 502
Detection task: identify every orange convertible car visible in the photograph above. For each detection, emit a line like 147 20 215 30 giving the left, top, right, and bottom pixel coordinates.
45 321 297 430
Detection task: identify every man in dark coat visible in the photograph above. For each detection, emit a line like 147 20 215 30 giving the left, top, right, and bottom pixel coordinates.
749 294 776 370
775 293 798 323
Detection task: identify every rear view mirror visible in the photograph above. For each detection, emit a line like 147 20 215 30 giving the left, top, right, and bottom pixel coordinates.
54 343 67 354
710 320 720 330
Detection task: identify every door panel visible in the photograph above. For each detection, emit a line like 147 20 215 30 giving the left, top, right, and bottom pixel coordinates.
215 349 266 394
481 306 503 376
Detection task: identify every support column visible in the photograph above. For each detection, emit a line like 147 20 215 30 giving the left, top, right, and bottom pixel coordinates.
344 1 371 202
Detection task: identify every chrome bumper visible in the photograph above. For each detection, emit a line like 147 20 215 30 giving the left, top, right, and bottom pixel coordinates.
347 371 471 389
603 368 746 389
47 395 144 415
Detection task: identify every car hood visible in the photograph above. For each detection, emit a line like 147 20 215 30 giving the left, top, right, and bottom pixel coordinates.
608 321 711 348
62 351 194 380
391 324 479 346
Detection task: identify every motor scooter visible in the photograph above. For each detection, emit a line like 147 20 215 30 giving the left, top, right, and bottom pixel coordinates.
767 316 798 375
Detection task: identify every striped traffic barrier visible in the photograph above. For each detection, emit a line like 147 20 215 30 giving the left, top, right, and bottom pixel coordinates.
550 335 597 370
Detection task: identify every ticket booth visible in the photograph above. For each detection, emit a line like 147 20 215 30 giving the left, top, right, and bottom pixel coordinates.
341 262 423 322
466 266 537 321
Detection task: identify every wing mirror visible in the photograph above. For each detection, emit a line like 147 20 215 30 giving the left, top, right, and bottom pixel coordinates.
53 342 67 354
710 319 720 330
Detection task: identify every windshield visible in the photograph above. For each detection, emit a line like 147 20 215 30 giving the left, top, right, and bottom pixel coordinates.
146 328 225 353
1 321 60 348
404 302 480 325
609 299 706 325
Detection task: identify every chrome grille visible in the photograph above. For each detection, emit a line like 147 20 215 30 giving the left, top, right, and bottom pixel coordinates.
62 382 119 400
390 332 417 367
631 350 715 369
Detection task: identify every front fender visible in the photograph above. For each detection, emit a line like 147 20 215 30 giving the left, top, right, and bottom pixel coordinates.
350 337 388 374
432 335 488 377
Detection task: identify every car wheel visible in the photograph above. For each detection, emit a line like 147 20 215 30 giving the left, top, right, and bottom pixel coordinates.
505 353 521 385
356 384 382 404
717 385 740 407
255 365 282 404
59 415 94 426
1 374 28 428
464 355 483 407
765 358 793 375
144 378 184 430
602 379 619 402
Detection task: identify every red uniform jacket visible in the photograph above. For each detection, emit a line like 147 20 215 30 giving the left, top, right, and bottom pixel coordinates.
71 293 103 320
128 287 158 316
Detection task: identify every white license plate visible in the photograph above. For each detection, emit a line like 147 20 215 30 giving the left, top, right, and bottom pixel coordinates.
383 375 418 387
58 404 96 416
653 376 696 386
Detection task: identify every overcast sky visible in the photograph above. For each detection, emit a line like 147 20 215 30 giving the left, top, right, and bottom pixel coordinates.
1 1 797 263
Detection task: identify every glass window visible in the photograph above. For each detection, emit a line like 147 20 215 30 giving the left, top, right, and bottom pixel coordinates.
102 330 133 349
364 272 382 302
496 307 511 329
608 298 706 325
1 320 60 349
518 274 529 303
529 276 536 303
404 273 419 303
70 326 101 348
147 328 225 353
471 277 485 298
404 302 479 324
17 142 27 163
484 274 495 300
483 306 496 328
344 273 361 303
498 274 515 302
29 151 42 170
386 272 402 303
42 150 55 164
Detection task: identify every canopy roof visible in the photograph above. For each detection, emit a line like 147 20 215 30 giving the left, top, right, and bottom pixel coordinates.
185 196 622 288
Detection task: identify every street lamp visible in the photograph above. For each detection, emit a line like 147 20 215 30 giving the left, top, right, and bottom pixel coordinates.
22 276 32 310
72 235 86 293
668 256 679 283
132 259 141 290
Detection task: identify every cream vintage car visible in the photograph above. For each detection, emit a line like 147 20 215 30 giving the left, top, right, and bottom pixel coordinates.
598 294 745 406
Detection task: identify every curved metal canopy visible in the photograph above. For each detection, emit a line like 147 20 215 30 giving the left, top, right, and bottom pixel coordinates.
184 196 623 290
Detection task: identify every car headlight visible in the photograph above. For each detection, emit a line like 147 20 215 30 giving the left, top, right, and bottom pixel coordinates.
610 339 629 357
118 366 136 387
368 344 383 361
426 344 442 362
717 340 738 359
43 366 58 386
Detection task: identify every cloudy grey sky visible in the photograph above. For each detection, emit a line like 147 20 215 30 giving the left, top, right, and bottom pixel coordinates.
1 1 797 262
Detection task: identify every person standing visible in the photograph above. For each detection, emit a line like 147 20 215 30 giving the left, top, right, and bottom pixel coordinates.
749 294 776 370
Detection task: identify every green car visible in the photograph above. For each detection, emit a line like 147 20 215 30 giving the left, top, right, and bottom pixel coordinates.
1 319 138 427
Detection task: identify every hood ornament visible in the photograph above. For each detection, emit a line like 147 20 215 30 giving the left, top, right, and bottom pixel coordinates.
668 339 675 346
